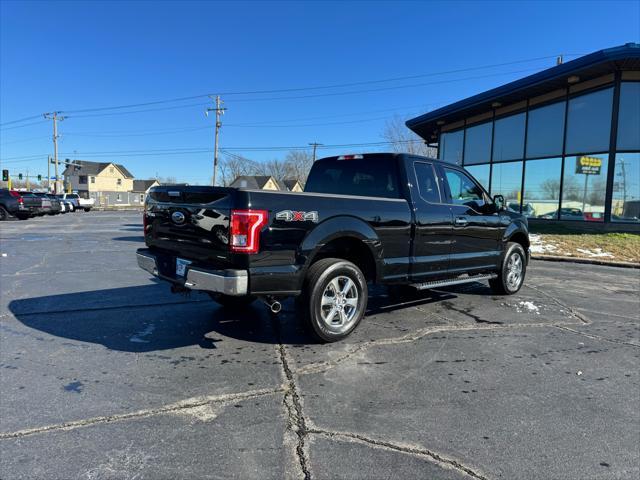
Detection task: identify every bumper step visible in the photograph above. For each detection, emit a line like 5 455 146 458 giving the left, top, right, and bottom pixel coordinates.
411 273 497 290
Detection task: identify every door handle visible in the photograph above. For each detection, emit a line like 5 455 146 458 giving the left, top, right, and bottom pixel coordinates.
454 217 468 226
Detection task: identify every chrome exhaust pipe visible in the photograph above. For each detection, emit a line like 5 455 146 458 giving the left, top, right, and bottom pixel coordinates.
270 301 282 314
263 297 282 314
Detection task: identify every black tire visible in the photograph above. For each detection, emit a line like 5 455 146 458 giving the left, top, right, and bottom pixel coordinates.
84 208 91 212
490 242 527 295
301 258 368 342
16 214 29 220
0 206 9 221
208 293 256 310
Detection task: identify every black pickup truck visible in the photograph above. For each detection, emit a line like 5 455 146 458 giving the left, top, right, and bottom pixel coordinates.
137 153 530 341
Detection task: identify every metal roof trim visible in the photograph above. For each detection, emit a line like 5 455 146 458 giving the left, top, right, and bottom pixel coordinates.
406 43 640 133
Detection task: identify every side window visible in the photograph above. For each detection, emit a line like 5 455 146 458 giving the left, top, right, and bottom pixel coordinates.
414 162 441 203
444 168 485 207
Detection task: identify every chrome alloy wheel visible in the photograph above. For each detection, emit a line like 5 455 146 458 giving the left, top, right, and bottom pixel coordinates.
505 252 523 291
320 275 360 334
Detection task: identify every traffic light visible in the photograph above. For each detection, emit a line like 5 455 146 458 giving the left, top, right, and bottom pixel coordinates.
37 174 42 181
1 169 7 182
18 173 23 180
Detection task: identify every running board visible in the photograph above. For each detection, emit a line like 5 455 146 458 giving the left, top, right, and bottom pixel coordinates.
411 273 497 291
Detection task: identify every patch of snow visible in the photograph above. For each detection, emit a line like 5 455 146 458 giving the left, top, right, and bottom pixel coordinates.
517 301 540 315
529 234 558 254
129 324 155 343
576 248 614 258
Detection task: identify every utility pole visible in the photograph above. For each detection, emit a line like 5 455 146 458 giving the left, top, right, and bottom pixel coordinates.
309 142 323 162
206 96 225 186
47 155 51 192
44 112 66 194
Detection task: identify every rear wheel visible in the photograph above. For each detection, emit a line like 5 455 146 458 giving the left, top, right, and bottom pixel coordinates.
301 258 367 342
84 208 91 212
490 242 526 295
208 293 256 309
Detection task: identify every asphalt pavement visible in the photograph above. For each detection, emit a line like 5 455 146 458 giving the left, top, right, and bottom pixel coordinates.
0 211 638 480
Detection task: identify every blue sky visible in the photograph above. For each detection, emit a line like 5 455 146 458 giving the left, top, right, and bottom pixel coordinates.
1 0 639 184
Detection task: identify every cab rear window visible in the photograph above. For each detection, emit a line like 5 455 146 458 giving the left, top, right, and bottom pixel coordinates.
305 155 400 199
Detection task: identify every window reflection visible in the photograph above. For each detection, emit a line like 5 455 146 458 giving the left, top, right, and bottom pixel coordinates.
611 153 640 223
561 154 609 221
526 101 565 159
565 88 613 155
464 122 492 165
493 113 525 162
617 83 640 151
523 157 562 219
440 130 464 165
465 164 490 192
491 161 523 211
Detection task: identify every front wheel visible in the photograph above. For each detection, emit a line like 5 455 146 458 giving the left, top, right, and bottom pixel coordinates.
83 208 91 212
0 206 9 221
301 258 368 342
490 242 527 295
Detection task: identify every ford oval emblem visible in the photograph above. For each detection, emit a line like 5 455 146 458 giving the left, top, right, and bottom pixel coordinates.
171 211 186 225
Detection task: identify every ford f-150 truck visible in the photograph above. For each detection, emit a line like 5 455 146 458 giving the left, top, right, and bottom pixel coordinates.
137 153 530 341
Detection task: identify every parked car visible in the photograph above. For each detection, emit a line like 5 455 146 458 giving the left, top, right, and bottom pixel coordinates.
137 153 530 342
0 189 32 220
32 192 61 215
7 191 48 219
58 193 94 212
507 202 536 218
584 212 604 222
538 208 584 220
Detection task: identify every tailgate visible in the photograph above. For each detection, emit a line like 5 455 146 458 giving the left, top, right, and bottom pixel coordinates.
145 186 237 271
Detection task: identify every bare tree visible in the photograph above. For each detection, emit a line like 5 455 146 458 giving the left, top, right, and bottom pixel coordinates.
382 115 436 157
219 153 259 186
284 150 314 185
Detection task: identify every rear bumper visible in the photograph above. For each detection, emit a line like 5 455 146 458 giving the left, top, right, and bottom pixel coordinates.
136 249 248 296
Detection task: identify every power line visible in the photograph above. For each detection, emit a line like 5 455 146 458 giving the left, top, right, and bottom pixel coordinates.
0 114 44 127
0 120 48 131
1 53 578 124
57 53 572 114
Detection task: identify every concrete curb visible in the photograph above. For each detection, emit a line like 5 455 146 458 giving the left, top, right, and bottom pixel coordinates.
531 255 640 269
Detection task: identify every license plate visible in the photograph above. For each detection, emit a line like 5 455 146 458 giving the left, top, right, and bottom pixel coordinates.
176 258 191 277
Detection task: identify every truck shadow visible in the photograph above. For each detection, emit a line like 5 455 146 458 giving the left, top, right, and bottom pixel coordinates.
8 284 463 352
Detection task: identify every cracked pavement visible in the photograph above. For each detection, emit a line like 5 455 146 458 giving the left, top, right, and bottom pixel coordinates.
1 212 639 479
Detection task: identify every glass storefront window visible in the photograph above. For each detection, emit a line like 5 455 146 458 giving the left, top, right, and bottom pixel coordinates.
463 122 492 165
440 130 464 165
491 161 523 211
465 164 490 192
526 101 565 159
492 113 525 162
565 87 613 155
611 153 640 222
522 157 562 219
561 154 609 221
617 83 640 151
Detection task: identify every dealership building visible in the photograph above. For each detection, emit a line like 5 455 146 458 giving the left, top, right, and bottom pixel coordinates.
407 43 640 229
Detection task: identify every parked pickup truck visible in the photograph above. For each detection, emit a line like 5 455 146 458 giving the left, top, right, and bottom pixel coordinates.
58 193 95 212
137 153 530 341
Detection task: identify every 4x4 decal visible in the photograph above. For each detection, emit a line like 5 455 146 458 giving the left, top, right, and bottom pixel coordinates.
275 210 319 223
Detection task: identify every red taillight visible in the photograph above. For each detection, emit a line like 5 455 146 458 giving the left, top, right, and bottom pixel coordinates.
9 191 23 204
230 209 268 254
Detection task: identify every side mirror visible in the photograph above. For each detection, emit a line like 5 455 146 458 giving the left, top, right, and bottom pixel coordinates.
492 194 505 211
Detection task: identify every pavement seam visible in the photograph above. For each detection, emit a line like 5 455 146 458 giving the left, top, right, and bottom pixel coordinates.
524 283 590 324
294 319 578 376
553 324 640 348
272 317 312 480
307 428 489 480
0 387 283 440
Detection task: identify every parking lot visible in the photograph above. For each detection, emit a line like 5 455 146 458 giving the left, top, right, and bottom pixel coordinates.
0 211 638 479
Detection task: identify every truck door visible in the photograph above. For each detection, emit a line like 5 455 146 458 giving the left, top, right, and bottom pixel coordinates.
408 160 452 281
438 165 502 273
